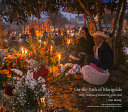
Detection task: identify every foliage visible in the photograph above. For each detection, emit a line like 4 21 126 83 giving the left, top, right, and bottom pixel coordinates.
0 73 8 89
0 0 61 24
0 0 119 24
26 37 58 66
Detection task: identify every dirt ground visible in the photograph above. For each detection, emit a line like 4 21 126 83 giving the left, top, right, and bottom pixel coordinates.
0 66 128 112
45 66 128 112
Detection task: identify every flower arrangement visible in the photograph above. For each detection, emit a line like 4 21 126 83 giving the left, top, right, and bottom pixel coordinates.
0 33 81 111
4 74 46 111
26 37 59 66
3 50 48 111
0 48 28 89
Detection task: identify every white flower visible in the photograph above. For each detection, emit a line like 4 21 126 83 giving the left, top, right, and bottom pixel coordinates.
25 80 29 86
38 77 45 83
34 68 38 72
27 59 38 69
30 79 37 90
11 69 23 76
21 76 25 80
26 70 34 81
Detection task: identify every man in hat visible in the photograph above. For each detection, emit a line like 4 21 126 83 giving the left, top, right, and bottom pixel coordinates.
91 31 113 70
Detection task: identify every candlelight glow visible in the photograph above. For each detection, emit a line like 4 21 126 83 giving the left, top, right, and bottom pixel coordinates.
67 39 70 44
40 98 45 103
38 40 42 43
59 53 61 60
25 50 27 54
71 33 74 37
22 48 24 54
58 53 61 65
44 41 46 44
51 46 53 51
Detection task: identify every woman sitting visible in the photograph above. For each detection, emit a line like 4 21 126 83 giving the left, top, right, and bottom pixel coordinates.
81 31 113 85
68 27 95 66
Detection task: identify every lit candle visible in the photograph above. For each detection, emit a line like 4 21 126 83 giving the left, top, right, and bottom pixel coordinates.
39 40 42 47
68 39 70 44
40 97 46 108
44 41 46 45
58 53 61 66
25 50 27 54
50 46 53 51
40 98 45 103
22 48 24 54
67 39 70 45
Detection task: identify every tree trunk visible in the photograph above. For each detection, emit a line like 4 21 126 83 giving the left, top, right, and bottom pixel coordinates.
112 0 123 61
114 0 127 65
95 0 103 31
0 19 3 48
116 0 126 38
78 0 97 32
112 0 123 66
112 0 123 37
83 13 89 28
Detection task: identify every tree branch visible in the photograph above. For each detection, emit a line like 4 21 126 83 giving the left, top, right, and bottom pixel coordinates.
78 0 97 31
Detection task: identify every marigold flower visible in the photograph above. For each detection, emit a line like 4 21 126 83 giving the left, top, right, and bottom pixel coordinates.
0 69 9 74
7 74 11 78
12 63 16 67
5 53 10 57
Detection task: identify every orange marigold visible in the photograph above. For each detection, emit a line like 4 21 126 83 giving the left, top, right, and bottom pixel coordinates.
7 74 11 78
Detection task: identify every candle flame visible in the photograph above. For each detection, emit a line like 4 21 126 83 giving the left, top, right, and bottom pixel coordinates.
22 48 24 53
59 53 61 59
44 41 46 44
67 39 70 44
40 98 45 103
51 46 53 51
25 50 27 54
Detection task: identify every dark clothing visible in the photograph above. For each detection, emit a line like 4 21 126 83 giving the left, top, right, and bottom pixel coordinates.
68 34 95 66
93 41 113 70
75 35 95 56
